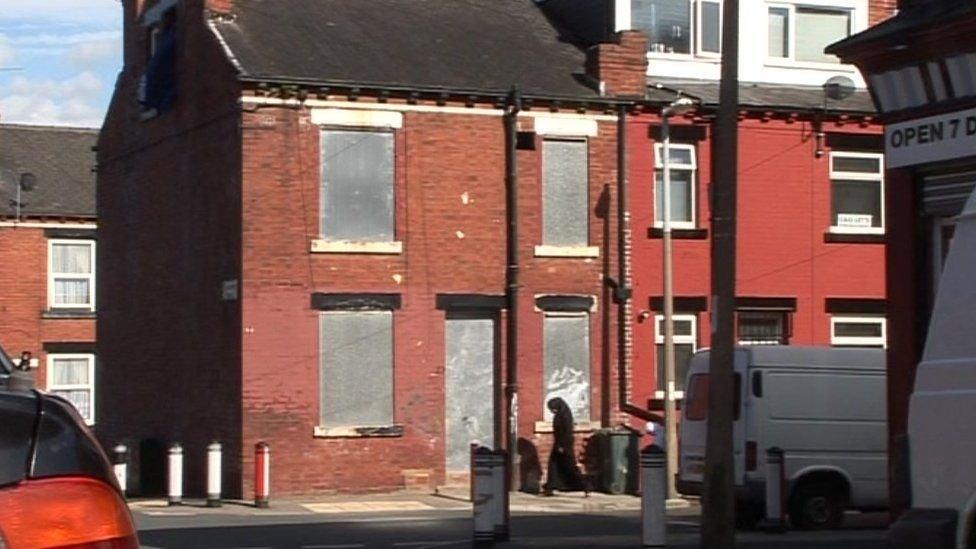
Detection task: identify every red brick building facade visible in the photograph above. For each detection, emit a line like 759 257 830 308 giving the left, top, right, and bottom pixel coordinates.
0 124 98 423
98 0 650 497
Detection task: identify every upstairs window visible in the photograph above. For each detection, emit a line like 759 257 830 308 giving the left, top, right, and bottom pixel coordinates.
139 4 178 113
320 129 395 242
633 0 721 56
49 240 95 310
654 143 697 228
542 139 589 247
830 152 884 234
768 5 851 64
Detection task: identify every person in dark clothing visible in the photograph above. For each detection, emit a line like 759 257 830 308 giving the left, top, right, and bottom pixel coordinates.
542 397 589 496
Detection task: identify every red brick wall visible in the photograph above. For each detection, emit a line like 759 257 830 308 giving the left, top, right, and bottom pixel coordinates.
870 0 899 25
586 31 649 98
237 106 622 495
97 0 244 497
629 113 887 411
0 225 96 389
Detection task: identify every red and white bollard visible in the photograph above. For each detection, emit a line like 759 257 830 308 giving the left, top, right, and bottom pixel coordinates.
207 441 222 508
254 441 270 508
167 442 183 506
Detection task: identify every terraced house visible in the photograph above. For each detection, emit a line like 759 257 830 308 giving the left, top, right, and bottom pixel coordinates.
97 0 653 497
0 123 98 424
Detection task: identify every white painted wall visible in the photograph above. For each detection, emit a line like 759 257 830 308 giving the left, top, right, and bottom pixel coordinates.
620 0 869 88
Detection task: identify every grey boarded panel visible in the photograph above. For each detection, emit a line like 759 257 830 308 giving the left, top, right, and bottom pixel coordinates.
320 311 393 427
542 140 588 247
445 315 496 471
321 130 395 241
544 315 591 421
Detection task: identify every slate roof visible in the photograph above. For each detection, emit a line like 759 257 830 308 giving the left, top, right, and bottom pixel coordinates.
0 124 97 219
646 78 877 114
210 0 601 99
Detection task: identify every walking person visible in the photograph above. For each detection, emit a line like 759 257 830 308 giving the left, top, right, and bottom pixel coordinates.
542 397 589 496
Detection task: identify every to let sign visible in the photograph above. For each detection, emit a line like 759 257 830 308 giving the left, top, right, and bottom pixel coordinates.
886 107 976 168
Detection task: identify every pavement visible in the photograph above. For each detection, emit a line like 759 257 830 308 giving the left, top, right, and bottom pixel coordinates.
131 489 889 548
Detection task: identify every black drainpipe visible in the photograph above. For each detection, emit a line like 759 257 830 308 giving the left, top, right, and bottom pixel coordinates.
504 87 522 490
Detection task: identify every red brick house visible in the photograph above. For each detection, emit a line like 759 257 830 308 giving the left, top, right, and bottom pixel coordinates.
0 123 98 423
544 0 893 415
97 0 653 497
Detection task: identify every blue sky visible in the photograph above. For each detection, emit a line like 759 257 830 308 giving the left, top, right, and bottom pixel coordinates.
0 0 122 128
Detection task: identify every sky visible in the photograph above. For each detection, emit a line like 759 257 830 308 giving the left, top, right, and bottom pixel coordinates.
0 0 122 128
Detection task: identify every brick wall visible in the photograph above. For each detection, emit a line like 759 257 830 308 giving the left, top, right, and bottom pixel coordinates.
870 0 899 25
97 0 244 497
586 31 649 97
0 225 96 390
629 113 886 412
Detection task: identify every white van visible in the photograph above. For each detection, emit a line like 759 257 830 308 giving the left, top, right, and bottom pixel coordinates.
890 191 976 548
678 345 888 529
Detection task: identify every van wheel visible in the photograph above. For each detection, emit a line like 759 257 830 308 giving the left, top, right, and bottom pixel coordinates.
789 483 845 530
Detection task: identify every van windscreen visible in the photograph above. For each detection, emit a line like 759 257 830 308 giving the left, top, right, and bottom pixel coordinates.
684 373 741 421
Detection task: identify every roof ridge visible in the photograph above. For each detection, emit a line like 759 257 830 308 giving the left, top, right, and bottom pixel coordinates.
0 123 99 134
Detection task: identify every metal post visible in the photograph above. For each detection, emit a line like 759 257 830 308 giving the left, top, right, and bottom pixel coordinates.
167 443 183 506
661 108 679 501
255 441 270 508
112 444 129 496
207 441 222 508
703 0 739 544
504 87 522 492
641 445 667 548
760 447 787 532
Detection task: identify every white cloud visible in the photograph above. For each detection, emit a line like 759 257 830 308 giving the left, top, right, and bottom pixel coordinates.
0 35 16 67
0 0 120 26
0 71 106 127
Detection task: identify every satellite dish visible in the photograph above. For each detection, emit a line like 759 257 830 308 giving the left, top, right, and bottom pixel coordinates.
18 173 36 192
823 75 856 101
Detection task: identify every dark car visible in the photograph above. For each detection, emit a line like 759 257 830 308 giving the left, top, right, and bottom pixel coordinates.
0 390 139 548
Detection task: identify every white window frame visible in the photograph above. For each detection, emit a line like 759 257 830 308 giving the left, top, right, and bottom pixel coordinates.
653 143 697 230
828 151 885 235
640 0 722 58
765 3 853 67
654 314 698 399
695 0 722 58
48 239 96 311
47 353 96 425
830 316 887 348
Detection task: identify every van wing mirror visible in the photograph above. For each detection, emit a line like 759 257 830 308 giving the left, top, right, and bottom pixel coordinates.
752 371 763 398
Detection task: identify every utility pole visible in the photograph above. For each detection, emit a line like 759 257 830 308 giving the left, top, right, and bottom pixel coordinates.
702 0 739 546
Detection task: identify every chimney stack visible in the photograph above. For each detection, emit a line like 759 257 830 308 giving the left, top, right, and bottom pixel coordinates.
585 30 649 98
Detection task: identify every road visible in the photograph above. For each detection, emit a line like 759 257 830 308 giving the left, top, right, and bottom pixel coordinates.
137 508 889 548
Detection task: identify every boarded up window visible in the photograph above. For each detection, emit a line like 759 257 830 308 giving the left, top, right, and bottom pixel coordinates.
543 314 591 421
542 140 588 246
320 130 395 242
319 311 393 427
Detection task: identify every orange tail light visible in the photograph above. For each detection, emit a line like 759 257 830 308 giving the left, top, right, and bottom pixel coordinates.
0 477 138 549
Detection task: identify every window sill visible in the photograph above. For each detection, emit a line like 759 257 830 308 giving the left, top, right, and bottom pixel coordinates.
648 227 708 240
313 424 404 438
824 232 886 244
42 309 96 319
646 52 721 64
533 420 601 434
533 245 600 258
763 59 857 72
310 240 403 255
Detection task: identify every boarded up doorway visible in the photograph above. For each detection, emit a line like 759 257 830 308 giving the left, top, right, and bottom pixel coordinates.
445 311 498 480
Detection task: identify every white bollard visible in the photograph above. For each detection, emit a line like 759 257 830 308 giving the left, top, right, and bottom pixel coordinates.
491 450 510 541
472 446 496 545
641 445 667 548
112 444 128 496
760 447 787 532
207 441 222 507
167 443 183 506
